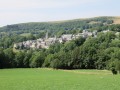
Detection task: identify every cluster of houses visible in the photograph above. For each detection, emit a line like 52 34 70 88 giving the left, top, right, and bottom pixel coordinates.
14 30 97 49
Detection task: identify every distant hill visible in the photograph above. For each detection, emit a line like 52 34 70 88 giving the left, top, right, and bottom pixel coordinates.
0 16 120 36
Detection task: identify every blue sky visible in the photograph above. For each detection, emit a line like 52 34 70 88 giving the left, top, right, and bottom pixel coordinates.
0 0 120 26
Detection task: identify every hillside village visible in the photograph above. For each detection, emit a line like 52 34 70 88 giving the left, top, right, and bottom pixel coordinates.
13 30 108 49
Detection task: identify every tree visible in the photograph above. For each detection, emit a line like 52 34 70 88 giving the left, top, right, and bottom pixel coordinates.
50 58 61 69
27 33 36 40
4 48 15 68
48 42 63 54
43 54 54 67
0 48 5 68
29 52 45 68
95 50 108 69
105 47 120 73
62 41 76 52
74 36 85 46
116 60 120 74
14 51 25 68
107 59 118 75
71 47 82 69
110 39 120 48
23 51 32 68
80 38 98 69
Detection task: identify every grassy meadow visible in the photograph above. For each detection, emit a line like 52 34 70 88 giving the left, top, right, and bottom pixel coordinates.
0 68 120 90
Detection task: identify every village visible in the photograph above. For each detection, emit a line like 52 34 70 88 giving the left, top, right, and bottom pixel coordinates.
13 30 104 49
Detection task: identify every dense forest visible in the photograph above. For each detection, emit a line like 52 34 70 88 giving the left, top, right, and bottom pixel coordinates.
0 16 120 74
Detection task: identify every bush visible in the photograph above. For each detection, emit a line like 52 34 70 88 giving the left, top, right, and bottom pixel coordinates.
107 59 120 75
111 68 117 75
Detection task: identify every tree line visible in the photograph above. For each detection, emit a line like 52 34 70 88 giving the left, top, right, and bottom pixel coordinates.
0 31 120 74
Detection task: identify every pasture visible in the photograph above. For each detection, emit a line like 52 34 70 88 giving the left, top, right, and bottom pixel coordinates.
0 68 120 90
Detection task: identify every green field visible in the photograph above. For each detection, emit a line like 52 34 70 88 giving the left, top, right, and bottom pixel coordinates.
0 68 120 90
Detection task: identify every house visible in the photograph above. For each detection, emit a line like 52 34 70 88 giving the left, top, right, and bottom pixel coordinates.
13 30 98 50
82 30 93 38
61 34 73 42
102 29 110 33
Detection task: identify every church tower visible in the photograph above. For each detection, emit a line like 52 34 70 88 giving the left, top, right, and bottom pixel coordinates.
46 31 48 39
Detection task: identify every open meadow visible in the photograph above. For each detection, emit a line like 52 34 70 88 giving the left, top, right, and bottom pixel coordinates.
0 68 120 90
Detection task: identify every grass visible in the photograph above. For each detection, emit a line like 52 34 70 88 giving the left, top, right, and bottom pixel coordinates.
0 68 120 90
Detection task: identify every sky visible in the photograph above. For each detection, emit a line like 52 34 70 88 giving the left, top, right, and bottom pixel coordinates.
0 0 120 26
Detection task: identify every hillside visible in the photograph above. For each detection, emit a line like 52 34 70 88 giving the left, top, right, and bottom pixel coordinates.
0 16 120 48
113 17 120 24
0 16 119 36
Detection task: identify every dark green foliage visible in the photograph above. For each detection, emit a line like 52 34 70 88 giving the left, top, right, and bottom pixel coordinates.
112 68 117 75
62 41 77 52
116 61 120 73
109 24 120 32
47 43 63 54
14 51 25 68
3 48 15 68
43 54 54 67
29 52 45 68
74 37 85 46
0 48 5 68
50 58 62 69
70 47 82 69
107 59 118 75
23 51 32 68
